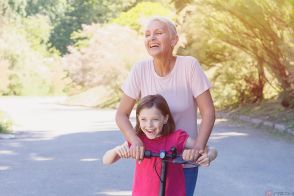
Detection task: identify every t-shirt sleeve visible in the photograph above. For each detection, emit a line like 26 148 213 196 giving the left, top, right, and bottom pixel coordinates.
175 130 189 153
122 63 141 100
190 58 212 97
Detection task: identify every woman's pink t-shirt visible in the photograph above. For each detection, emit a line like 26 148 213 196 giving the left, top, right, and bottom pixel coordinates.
123 56 211 139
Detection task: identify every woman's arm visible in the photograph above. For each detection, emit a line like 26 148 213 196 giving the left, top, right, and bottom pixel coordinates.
182 137 199 162
182 90 214 161
194 90 215 151
115 94 144 160
102 142 129 165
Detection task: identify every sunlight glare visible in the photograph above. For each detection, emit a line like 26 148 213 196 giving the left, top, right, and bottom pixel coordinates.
0 150 16 155
0 165 11 171
80 158 99 162
96 191 132 196
211 132 248 140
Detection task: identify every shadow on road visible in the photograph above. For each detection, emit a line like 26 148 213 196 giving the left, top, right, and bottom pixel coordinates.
1 119 294 196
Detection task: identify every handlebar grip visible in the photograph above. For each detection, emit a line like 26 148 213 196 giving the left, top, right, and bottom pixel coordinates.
144 150 160 158
144 150 198 166
172 156 199 166
144 150 151 158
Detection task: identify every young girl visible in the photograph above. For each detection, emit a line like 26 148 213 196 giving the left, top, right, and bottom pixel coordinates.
103 94 217 196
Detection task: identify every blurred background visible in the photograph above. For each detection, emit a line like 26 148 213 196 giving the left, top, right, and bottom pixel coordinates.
0 1 294 196
0 0 293 132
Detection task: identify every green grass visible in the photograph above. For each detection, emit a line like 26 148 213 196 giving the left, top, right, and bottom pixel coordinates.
226 99 294 129
0 112 12 133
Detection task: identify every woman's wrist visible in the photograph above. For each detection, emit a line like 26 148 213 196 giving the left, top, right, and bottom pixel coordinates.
193 144 205 153
129 134 142 146
124 129 138 143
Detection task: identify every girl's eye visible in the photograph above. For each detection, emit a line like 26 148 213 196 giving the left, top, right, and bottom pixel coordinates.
140 118 146 121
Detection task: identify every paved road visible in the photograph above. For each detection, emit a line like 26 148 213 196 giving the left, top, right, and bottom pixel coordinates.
0 97 293 196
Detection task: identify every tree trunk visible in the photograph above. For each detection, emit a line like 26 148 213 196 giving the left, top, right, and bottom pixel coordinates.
281 71 294 108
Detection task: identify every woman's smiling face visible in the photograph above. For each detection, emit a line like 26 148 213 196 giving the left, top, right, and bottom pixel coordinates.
144 20 173 57
138 106 168 139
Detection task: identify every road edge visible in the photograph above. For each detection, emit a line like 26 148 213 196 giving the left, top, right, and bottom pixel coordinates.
217 112 294 137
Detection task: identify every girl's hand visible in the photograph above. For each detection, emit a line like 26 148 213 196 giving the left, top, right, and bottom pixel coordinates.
115 144 131 158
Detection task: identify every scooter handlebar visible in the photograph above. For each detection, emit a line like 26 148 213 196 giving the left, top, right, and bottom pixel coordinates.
144 150 198 166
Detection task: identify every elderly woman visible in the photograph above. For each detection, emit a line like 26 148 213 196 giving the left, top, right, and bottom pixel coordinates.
115 16 215 196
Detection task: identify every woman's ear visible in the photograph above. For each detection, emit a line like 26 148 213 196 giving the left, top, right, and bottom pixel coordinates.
171 35 179 47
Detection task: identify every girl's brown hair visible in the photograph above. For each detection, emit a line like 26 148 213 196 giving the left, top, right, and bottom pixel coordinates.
135 94 175 136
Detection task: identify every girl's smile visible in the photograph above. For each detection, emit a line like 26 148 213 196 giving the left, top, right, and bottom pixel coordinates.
138 106 168 139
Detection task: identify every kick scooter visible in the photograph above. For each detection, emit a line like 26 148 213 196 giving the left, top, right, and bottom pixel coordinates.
144 147 198 196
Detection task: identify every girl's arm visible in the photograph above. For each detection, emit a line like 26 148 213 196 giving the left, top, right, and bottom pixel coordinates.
102 142 130 165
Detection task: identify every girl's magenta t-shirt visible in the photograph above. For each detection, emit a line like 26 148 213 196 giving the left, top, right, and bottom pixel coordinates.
132 130 189 196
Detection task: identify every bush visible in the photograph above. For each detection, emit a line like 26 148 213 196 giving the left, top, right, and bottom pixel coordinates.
0 20 67 96
0 112 12 133
63 24 148 107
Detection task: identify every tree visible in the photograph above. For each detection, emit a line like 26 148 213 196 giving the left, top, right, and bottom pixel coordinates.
111 1 172 32
49 0 138 54
175 0 294 108
62 23 148 107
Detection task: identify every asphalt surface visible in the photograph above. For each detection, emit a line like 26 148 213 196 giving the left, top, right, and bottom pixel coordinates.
0 97 293 196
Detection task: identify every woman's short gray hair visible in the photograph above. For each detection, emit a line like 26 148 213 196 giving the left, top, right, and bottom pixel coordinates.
147 16 178 38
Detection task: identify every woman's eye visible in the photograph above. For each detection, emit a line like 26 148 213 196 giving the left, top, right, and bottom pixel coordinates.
155 32 162 35
145 34 150 37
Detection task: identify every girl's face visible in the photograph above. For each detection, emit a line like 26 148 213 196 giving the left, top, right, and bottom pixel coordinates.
144 20 174 57
138 106 168 139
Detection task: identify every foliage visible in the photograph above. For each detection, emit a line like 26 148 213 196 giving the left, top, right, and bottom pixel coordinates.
1 0 293 111
0 112 12 133
49 0 138 54
3 0 139 54
1 0 27 18
176 0 294 108
0 21 66 96
112 1 172 32
21 14 52 55
63 24 148 107
25 0 67 21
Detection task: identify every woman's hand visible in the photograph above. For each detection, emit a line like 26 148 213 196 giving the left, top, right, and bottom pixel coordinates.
182 148 203 163
129 136 144 161
196 152 210 167
196 146 217 167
